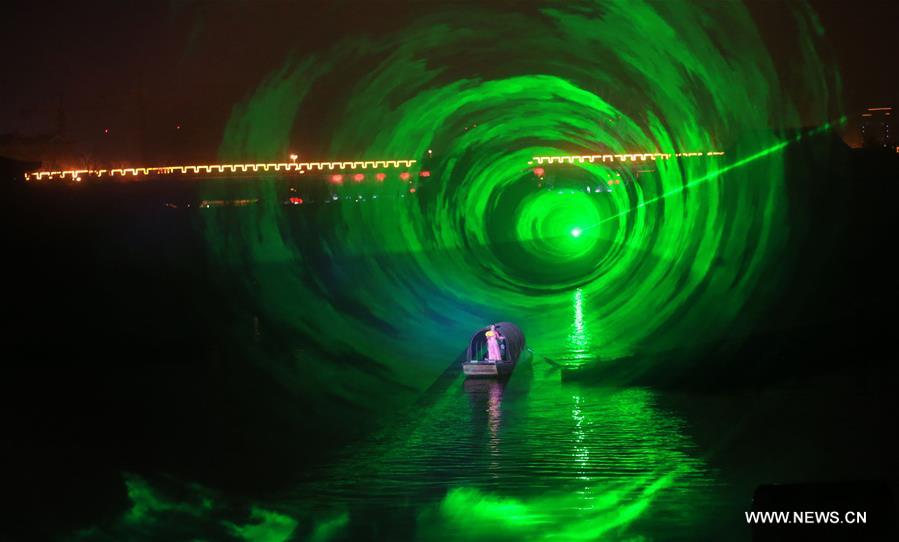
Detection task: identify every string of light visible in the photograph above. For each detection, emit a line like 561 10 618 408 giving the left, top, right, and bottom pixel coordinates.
24 159 418 181
529 151 724 166
24 151 726 182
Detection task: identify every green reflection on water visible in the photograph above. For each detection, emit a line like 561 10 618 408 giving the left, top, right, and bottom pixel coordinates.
288 362 721 539
565 288 592 367
64 364 721 540
224 508 298 542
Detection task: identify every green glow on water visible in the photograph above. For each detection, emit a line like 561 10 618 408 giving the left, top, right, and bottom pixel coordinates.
70 364 726 539
224 508 298 542
63 475 340 542
123 475 176 523
307 512 349 542
421 477 680 541
403 367 715 540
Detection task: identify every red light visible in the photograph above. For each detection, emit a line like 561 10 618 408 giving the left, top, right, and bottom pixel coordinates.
353 173 364 182
534 167 544 177
409 188 416 193
607 180 614 185
289 197 303 205
615 179 621 184
104 128 109 134
399 172 411 181
375 173 386 181
176 125 181 130
331 174 344 183
419 170 430 177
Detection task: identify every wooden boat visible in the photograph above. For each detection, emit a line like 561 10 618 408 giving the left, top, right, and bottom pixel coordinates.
462 322 526 378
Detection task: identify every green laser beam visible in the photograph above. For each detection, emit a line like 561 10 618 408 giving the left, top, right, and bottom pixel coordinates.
589 122 839 229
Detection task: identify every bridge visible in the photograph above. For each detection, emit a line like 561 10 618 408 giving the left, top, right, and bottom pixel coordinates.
529 151 725 165
23 159 420 182
22 150 724 183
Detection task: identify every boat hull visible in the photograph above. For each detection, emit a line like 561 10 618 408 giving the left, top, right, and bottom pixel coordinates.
462 360 514 377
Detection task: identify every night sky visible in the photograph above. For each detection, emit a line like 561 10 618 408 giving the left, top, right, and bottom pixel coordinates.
1 0 896 164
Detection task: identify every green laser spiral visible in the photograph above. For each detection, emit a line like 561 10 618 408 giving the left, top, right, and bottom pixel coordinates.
207 0 837 398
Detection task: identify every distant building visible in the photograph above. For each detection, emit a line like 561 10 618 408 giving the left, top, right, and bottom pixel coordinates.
860 106 893 150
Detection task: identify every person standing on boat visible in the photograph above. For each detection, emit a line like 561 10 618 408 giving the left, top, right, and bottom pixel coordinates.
486 324 505 361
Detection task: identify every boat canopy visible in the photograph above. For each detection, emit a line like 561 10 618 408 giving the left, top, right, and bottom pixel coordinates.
467 322 525 362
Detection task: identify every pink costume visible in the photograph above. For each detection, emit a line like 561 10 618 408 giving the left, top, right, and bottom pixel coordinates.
486 326 504 361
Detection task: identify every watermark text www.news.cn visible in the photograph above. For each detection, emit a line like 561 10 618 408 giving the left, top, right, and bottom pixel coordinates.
745 511 867 525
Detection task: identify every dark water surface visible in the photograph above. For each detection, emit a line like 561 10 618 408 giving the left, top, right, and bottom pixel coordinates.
279 356 730 541
233 353 894 542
